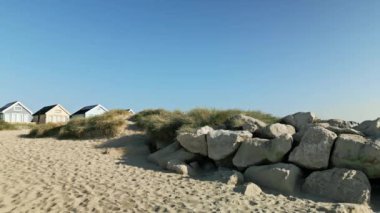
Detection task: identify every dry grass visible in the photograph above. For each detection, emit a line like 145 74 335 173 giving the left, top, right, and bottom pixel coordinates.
0 121 35 131
0 121 17 130
28 123 64 138
28 110 132 139
132 110 192 146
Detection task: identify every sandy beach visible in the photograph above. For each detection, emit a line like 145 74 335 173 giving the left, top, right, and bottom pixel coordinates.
0 130 375 212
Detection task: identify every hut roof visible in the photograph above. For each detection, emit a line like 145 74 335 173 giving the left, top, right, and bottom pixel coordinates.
71 105 100 116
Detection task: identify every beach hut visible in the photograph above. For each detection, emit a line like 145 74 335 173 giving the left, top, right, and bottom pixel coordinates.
126 109 135 114
32 104 70 124
71 104 108 119
0 101 33 123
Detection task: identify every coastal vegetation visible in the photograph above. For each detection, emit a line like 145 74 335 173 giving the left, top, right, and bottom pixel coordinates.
0 121 35 131
28 110 131 139
131 108 278 145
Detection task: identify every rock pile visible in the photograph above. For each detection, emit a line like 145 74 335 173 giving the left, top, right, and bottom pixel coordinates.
148 112 380 205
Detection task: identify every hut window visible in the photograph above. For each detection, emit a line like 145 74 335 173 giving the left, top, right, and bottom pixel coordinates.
55 110 61 113
14 106 22 111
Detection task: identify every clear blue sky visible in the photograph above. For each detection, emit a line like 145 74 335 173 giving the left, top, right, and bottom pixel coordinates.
0 1 379 121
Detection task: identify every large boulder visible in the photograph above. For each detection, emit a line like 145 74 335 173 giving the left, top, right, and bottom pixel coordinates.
302 168 371 204
177 126 213 156
355 118 380 138
244 163 303 194
148 142 197 168
291 123 315 143
331 134 380 178
259 123 296 139
325 126 364 136
322 119 358 129
207 130 252 161
293 123 362 142
233 134 293 168
225 114 267 133
281 112 316 130
288 127 337 169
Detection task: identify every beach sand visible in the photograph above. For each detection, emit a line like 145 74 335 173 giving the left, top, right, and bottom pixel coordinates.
0 130 376 212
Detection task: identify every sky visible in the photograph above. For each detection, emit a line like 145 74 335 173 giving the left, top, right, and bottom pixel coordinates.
0 1 379 122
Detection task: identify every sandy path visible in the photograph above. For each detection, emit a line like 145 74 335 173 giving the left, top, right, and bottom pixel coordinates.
0 130 373 212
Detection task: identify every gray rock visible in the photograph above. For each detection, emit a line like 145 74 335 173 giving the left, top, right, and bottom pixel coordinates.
355 118 380 138
177 126 213 156
226 114 267 132
259 123 296 139
303 168 371 204
189 161 201 170
233 134 293 168
155 140 174 150
289 127 337 170
148 142 196 168
166 159 195 176
282 112 316 130
214 154 235 168
331 134 380 178
325 126 364 136
322 119 358 129
244 163 303 194
207 130 252 161
292 123 323 143
148 142 181 163
244 183 262 197
200 160 217 171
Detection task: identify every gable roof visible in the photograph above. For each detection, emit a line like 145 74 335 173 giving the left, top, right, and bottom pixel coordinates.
71 104 108 116
0 101 33 114
0 101 17 112
126 109 135 114
33 104 70 116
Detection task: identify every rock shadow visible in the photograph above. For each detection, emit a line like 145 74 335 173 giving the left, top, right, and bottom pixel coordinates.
95 131 162 172
370 179 380 212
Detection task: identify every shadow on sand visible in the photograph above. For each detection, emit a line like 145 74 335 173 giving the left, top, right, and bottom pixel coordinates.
95 130 162 172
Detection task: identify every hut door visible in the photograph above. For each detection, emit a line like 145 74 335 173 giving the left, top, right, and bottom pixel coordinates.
16 114 21 122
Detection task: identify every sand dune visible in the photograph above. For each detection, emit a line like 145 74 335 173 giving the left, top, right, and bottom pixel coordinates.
0 130 374 212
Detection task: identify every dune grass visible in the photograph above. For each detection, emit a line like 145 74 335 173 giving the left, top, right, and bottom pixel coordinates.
0 121 35 131
131 109 192 146
131 108 278 148
0 121 17 130
28 123 64 138
28 110 132 139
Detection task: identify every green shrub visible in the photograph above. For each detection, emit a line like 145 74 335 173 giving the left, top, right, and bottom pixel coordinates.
133 110 192 145
130 109 168 128
58 118 86 139
78 113 127 139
